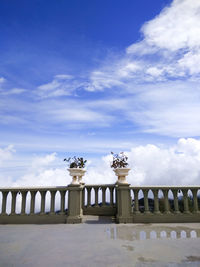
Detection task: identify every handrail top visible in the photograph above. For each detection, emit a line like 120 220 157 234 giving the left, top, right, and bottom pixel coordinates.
130 185 200 189
0 186 69 191
84 184 116 188
1 184 200 192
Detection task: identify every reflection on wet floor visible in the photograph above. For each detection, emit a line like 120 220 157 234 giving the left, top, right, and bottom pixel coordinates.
106 225 200 241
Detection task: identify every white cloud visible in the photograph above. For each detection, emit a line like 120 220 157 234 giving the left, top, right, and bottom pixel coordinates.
2 138 200 213
1 138 200 190
178 50 200 75
47 106 113 125
31 153 57 169
85 0 200 91
2 139 200 213
0 77 6 84
0 88 26 95
55 74 74 80
139 0 200 52
0 145 15 167
0 145 16 187
127 138 200 185
126 0 200 78
37 74 85 97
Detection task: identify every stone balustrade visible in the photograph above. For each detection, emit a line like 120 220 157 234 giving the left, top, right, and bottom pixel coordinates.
0 183 200 224
130 186 200 223
82 184 116 216
0 186 70 224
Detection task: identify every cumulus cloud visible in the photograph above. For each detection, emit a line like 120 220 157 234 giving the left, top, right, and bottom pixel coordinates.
1 138 200 188
87 0 200 90
2 139 200 213
136 0 200 52
127 138 200 186
127 0 200 79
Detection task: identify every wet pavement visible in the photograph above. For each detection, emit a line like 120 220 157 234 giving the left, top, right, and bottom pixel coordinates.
0 216 200 266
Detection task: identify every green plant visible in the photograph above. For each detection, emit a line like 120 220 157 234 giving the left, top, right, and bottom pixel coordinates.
110 151 129 169
64 157 87 168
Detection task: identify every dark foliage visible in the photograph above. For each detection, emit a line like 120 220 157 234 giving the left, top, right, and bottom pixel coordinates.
64 156 87 168
110 151 129 169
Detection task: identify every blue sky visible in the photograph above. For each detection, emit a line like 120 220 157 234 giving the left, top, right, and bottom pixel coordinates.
1 0 200 185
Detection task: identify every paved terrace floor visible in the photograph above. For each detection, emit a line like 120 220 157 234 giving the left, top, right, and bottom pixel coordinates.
0 216 200 267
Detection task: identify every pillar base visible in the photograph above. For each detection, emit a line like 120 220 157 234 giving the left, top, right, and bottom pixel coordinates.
116 216 133 224
66 215 82 224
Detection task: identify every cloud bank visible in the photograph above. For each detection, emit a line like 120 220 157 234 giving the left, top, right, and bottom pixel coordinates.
1 138 200 188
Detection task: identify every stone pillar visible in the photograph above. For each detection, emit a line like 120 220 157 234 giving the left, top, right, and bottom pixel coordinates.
21 191 27 215
67 184 83 224
2 191 8 215
30 191 36 215
143 189 150 214
163 189 170 214
153 189 160 214
102 187 106 206
94 187 98 206
116 184 132 223
172 189 180 214
110 187 114 206
183 189 190 214
133 189 139 214
50 190 56 215
87 187 91 207
192 189 199 213
40 191 47 215
11 191 17 215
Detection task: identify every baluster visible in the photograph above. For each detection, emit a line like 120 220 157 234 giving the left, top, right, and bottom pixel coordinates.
1 191 8 215
87 188 91 207
82 187 85 208
60 190 66 214
153 189 160 214
115 188 118 207
40 191 47 215
30 191 37 214
133 189 139 213
192 189 199 213
94 187 98 206
102 187 106 206
50 190 56 214
172 189 180 214
183 189 190 214
143 189 150 213
110 187 114 206
163 189 170 214
11 191 17 215
21 191 27 215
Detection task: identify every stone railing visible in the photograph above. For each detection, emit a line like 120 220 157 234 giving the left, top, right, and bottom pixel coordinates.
0 170 200 224
129 186 200 223
82 184 116 216
0 186 70 224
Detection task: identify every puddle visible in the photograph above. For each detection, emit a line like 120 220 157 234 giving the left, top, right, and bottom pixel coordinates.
106 225 200 241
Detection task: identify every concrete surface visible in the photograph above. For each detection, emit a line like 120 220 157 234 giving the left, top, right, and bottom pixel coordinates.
0 216 200 267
